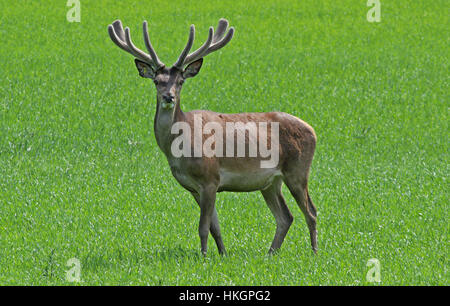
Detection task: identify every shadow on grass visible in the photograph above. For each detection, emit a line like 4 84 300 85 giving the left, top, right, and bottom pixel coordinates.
150 245 203 261
80 244 277 271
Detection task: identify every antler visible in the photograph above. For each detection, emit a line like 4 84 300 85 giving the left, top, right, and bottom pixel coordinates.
173 18 235 69
108 20 165 70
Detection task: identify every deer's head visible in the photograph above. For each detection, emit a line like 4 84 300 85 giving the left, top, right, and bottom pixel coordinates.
108 19 234 110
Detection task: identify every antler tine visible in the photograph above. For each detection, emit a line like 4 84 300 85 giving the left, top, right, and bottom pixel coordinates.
108 24 130 53
143 21 164 69
124 27 154 64
173 25 195 69
112 20 126 41
108 21 148 62
213 18 229 43
183 27 214 66
205 26 234 54
180 19 234 68
107 19 164 70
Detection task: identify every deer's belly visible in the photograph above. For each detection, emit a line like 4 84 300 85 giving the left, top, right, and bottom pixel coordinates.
218 168 282 192
168 158 282 193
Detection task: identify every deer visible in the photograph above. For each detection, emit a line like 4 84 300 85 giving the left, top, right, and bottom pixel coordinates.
107 18 318 256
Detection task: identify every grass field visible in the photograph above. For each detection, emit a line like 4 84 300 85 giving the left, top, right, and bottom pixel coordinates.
0 0 448 285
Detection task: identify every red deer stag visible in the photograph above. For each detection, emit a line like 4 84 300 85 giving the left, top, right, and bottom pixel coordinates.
107 18 318 255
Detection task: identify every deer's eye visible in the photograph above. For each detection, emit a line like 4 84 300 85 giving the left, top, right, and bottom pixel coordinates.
179 79 185 85
153 80 159 85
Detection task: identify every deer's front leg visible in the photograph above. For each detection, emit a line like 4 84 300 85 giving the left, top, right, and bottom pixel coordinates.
198 185 217 256
191 192 226 255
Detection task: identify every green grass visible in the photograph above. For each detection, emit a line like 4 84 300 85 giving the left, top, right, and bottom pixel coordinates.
0 0 448 285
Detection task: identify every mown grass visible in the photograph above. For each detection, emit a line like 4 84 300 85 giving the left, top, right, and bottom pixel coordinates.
0 0 448 285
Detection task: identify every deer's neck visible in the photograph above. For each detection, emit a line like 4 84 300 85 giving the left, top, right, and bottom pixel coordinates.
154 99 184 157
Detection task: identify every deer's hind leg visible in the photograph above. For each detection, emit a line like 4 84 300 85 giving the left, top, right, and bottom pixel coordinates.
282 168 318 253
261 177 294 254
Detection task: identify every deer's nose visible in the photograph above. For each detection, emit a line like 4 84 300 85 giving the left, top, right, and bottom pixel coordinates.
162 94 174 103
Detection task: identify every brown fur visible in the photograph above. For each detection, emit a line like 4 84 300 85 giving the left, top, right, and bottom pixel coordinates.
109 20 317 255
153 91 318 255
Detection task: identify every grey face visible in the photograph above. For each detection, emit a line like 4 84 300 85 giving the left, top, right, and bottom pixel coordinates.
135 59 203 109
153 66 184 108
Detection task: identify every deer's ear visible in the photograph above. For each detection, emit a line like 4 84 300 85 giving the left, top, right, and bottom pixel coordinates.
135 59 156 79
182 58 203 79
